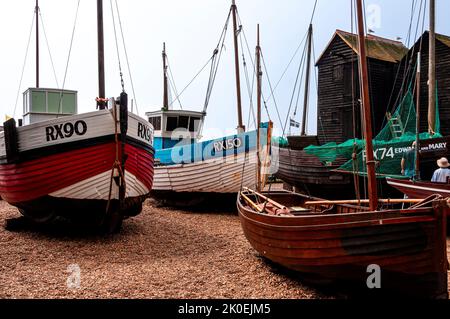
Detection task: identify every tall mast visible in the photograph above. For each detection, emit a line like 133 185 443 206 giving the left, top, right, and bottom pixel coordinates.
415 52 421 180
97 0 106 110
428 0 436 134
356 0 378 211
35 0 39 88
163 43 169 110
301 24 313 136
231 0 245 133
256 24 262 192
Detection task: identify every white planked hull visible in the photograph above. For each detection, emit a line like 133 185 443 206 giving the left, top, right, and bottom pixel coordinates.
153 151 259 193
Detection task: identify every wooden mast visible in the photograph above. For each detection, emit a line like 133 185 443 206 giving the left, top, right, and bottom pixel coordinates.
356 0 378 211
301 24 313 136
415 52 421 180
35 0 39 88
428 0 436 134
231 0 245 133
162 43 169 110
97 0 106 110
256 24 262 191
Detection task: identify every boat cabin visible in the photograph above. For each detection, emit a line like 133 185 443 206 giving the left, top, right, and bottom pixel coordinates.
146 109 205 150
22 88 78 125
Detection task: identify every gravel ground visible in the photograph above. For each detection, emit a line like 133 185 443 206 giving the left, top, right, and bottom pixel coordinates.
0 200 448 299
0 200 327 299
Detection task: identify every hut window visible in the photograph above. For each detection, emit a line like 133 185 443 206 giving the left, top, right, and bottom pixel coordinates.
343 63 355 101
149 116 161 131
166 116 178 131
331 111 339 124
333 65 343 82
190 117 201 132
178 116 189 130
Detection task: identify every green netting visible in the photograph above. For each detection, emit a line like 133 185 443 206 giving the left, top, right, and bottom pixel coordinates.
305 86 441 179
273 136 289 147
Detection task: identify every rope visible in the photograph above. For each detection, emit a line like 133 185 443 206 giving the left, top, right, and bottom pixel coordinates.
114 0 140 115
39 10 59 88
13 10 35 118
202 10 231 114
239 30 256 129
166 57 183 109
57 0 81 116
282 38 308 136
169 56 213 107
110 0 125 92
105 103 127 217
260 50 283 127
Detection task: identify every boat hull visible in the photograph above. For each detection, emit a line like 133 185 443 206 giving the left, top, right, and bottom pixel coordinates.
237 191 449 298
152 125 271 195
387 178 450 216
0 108 155 221
275 147 354 198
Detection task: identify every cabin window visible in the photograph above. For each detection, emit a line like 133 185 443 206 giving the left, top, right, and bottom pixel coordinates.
333 65 343 82
31 91 46 112
149 116 161 130
166 116 178 131
189 117 201 132
178 116 189 130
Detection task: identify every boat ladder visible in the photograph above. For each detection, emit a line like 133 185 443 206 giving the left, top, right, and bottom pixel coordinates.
386 113 404 139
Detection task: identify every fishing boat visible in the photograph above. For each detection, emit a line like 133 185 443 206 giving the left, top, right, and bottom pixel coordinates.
273 22 409 199
0 0 154 232
237 0 449 298
386 12 450 209
149 1 272 203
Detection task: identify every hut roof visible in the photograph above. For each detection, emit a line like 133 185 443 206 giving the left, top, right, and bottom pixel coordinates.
317 30 408 65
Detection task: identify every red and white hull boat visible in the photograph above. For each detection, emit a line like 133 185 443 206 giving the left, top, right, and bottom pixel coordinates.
0 95 154 228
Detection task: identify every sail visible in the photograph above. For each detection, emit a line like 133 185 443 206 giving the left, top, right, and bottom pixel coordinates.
305 87 441 178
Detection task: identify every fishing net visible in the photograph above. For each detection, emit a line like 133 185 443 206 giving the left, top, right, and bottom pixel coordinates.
304 86 441 178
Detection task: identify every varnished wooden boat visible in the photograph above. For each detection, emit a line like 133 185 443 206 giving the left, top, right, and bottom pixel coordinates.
275 146 354 198
387 178 450 217
237 189 449 298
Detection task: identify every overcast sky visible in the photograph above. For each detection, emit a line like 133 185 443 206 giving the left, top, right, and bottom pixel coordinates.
0 0 448 140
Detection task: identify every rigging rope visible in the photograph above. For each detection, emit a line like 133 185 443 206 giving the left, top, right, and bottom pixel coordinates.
110 0 125 92
166 57 183 109
13 10 35 118
57 0 81 116
114 0 140 115
39 10 59 88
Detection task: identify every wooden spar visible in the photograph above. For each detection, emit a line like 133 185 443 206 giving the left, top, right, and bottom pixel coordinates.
231 0 245 133
415 52 421 180
428 0 436 134
241 193 264 213
35 0 39 88
256 24 262 192
243 187 287 210
162 43 169 110
305 199 424 206
301 24 313 136
355 0 378 211
97 0 106 110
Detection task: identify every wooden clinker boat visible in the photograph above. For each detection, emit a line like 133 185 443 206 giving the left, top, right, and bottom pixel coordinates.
237 188 449 298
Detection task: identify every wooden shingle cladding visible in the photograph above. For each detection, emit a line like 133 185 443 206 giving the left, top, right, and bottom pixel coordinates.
316 30 407 145
394 32 450 136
